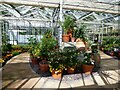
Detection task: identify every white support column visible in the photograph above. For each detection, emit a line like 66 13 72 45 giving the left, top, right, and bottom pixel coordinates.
0 21 2 59
0 21 2 90
101 21 104 44
59 0 63 49
105 27 107 34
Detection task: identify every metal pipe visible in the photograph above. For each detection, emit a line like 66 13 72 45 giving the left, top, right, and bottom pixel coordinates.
0 0 119 14
59 0 63 49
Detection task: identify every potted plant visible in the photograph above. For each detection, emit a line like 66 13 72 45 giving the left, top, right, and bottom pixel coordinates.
82 52 94 74
39 31 58 72
62 16 76 42
63 49 80 74
48 50 65 79
27 37 39 65
74 24 86 42
91 44 101 69
74 24 89 50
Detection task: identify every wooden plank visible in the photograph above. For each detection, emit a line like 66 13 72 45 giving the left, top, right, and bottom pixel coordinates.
92 72 105 86
7 79 28 88
33 77 47 88
42 77 60 88
82 73 95 86
21 77 40 89
65 74 84 88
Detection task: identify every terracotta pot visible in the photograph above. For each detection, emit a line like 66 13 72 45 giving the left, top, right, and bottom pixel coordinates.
76 38 85 49
101 48 104 51
39 61 49 72
68 33 72 39
82 64 94 74
31 58 39 65
51 69 62 79
62 34 70 42
71 37 76 42
110 52 114 56
67 67 75 74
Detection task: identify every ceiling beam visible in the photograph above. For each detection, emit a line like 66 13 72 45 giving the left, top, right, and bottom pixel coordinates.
0 16 118 26
0 0 119 14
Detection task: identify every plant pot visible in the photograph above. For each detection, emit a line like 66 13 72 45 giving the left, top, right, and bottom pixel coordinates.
62 34 70 42
68 33 72 39
101 48 104 51
76 38 85 49
51 69 62 79
82 64 94 74
110 52 114 56
39 61 49 72
71 37 76 42
31 58 39 65
67 67 75 74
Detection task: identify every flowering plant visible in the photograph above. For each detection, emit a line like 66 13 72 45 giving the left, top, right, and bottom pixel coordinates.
48 50 65 71
63 49 80 67
0 58 4 63
82 51 94 65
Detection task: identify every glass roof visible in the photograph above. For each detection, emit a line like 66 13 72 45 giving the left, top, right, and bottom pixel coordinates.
0 0 119 28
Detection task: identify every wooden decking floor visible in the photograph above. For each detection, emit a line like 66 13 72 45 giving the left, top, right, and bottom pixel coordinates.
1 51 120 89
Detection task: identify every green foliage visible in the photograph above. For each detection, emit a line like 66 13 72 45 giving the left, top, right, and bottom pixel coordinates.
27 37 38 53
82 52 94 65
40 31 58 58
73 24 87 41
20 44 30 52
48 50 65 70
12 51 19 56
30 30 58 59
2 23 9 45
63 49 80 67
62 16 76 34
102 36 120 51
2 44 12 53
31 43 41 58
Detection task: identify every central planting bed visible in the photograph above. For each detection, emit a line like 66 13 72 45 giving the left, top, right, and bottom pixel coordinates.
28 16 100 79
29 31 100 80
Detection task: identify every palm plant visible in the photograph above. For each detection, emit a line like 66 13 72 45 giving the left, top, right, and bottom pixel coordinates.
62 16 76 34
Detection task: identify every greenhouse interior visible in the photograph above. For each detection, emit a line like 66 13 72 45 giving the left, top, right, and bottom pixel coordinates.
0 0 120 89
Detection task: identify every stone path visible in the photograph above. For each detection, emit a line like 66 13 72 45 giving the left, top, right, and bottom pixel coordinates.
1 52 120 89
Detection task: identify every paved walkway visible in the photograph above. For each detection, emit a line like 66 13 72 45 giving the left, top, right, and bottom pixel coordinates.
1 51 120 89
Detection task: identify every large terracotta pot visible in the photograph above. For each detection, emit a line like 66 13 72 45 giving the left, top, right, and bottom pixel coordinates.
82 64 94 74
67 67 75 74
62 34 70 42
39 60 49 72
51 69 62 79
